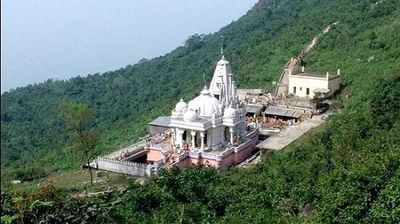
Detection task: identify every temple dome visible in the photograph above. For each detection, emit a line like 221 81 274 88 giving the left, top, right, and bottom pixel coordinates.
188 86 222 116
175 99 188 112
223 106 238 118
183 109 198 122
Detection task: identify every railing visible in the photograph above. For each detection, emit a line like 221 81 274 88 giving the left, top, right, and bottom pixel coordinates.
92 157 157 177
235 138 253 152
146 144 169 153
201 151 222 161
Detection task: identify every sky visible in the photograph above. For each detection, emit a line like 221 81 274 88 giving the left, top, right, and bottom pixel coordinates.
1 0 258 92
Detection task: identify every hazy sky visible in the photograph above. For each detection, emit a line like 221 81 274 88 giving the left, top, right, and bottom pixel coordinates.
1 0 258 92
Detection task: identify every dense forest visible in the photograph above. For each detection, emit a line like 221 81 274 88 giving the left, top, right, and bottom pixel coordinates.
1 0 400 223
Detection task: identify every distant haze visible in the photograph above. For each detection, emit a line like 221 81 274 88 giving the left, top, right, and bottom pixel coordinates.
1 0 258 92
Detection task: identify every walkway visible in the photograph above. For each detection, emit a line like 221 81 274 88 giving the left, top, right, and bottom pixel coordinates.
256 115 325 150
104 140 146 159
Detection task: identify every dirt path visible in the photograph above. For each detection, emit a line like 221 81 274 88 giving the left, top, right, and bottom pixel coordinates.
274 22 339 97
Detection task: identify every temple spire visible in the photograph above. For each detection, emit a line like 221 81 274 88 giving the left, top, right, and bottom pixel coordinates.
220 47 225 59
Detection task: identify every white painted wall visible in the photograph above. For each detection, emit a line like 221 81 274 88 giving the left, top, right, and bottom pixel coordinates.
288 74 340 98
94 157 154 177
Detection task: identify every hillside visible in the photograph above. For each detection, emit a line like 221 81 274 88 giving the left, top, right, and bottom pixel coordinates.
1 0 400 222
2 0 396 179
1 0 348 179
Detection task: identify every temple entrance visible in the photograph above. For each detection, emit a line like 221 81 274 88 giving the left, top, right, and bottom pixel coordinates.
224 127 230 142
128 153 147 163
182 130 188 143
204 132 208 146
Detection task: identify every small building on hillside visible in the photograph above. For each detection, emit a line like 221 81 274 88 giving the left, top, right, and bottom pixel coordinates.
288 67 340 99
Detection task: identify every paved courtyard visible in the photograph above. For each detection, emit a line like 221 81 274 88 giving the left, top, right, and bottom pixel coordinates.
256 115 325 150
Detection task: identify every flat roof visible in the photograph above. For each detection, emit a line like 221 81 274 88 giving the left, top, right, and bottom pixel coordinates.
263 106 303 118
149 116 171 127
295 72 340 79
298 72 326 78
245 104 263 114
171 117 210 125
237 89 265 94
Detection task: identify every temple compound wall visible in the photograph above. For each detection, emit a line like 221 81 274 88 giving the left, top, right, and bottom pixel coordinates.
92 157 158 177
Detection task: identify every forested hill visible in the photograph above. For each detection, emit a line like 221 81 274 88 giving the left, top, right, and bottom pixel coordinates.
2 0 400 222
2 0 400 183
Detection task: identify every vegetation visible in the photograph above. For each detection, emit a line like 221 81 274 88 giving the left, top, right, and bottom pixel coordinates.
60 102 99 185
1 0 400 223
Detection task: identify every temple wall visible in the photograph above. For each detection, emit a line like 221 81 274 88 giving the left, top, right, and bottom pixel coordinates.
235 145 253 164
220 153 234 167
149 125 169 136
189 157 220 168
328 76 341 95
288 75 327 98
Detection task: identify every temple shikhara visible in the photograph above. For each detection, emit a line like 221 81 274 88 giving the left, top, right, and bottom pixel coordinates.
146 54 258 168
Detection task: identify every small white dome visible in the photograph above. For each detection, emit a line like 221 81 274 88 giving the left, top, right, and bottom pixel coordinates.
183 109 198 122
224 107 237 118
175 99 187 112
188 86 222 116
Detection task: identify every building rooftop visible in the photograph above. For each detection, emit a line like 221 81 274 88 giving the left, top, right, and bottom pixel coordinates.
263 106 303 118
237 89 265 95
149 116 171 127
245 104 263 114
295 72 340 79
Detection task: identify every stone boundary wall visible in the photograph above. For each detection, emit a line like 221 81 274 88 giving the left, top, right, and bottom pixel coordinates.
93 157 156 177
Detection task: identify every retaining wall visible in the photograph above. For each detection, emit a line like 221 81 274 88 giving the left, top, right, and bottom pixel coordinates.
93 157 155 177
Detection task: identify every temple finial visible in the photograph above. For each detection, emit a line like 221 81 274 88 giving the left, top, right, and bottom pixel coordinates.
220 47 224 59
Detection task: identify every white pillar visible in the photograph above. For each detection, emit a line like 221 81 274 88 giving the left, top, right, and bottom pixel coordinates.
229 127 234 145
200 132 205 152
208 130 212 149
176 129 184 147
191 131 196 150
170 129 175 147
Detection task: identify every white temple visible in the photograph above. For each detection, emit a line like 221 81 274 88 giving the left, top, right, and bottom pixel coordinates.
146 54 259 168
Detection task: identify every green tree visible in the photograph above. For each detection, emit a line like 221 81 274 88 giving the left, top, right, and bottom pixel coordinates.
60 102 99 185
